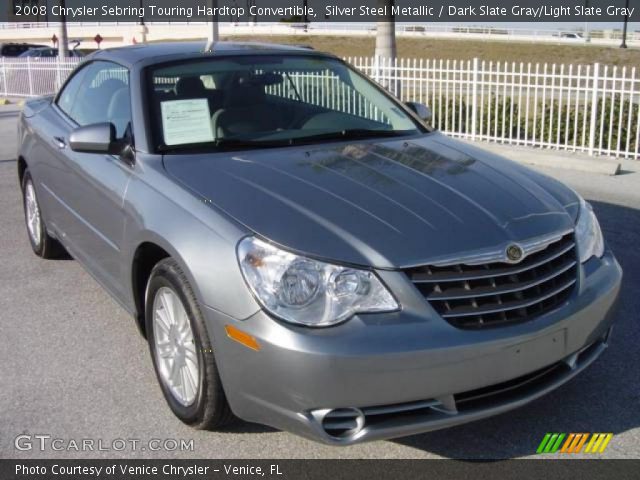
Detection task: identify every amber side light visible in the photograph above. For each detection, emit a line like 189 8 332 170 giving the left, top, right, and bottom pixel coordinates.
225 325 261 351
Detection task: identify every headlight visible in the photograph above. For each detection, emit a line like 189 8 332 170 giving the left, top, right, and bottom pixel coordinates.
237 237 399 327
575 196 604 263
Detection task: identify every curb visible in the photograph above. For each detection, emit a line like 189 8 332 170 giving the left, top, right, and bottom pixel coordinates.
464 141 621 176
0 98 25 107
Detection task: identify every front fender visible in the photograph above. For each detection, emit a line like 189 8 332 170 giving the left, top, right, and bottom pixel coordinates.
122 156 261 321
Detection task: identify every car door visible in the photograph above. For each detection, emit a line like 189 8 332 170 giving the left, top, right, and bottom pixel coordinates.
42 60 134 299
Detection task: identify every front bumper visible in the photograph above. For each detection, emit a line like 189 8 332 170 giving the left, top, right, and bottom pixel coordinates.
203 250 622 445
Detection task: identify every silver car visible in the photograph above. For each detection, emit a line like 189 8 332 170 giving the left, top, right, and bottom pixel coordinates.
18 42 621 445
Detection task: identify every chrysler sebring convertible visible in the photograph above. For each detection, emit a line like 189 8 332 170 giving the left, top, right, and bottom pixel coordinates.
18 42 621 445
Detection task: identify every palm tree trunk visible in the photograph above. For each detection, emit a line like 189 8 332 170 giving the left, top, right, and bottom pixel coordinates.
374 0 399 96
374 0 396 60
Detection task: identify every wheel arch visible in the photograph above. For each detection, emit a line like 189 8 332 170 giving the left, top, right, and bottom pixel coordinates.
131 240 171 338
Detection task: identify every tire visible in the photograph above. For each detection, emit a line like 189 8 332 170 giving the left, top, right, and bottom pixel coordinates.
145 258 234 429
21 170 64 259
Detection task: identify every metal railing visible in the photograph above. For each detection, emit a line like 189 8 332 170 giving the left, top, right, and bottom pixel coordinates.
348 56 640 159
0 57 81 97
1 56 638 159
1 21 639 41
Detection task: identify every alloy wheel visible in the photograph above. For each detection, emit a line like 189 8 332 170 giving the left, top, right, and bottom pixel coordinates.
152 287 200 406
25 180 42 248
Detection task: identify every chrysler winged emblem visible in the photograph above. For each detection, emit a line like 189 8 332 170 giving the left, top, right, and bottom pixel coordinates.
506 243 524 263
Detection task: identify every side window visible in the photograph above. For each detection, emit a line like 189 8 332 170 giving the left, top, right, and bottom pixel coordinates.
63 61 131 139
57 65 88 117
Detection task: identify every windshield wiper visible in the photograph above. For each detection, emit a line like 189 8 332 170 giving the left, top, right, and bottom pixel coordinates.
292 129 412 143
158 137 291 153
158 129 412 153
213 137 293 149
215 130 407 147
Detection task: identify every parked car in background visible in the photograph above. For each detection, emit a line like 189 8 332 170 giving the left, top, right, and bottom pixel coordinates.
19 47 84 58
17 42 621 445
559 32 584 40
0 43 46 57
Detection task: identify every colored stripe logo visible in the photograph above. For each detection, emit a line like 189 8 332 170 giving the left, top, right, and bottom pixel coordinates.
536 433 613 454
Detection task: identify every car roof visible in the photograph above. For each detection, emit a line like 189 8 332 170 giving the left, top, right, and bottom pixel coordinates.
89 41 333 69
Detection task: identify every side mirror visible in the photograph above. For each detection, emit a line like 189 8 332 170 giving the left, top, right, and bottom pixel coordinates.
405 102 432 124
69 123 120 154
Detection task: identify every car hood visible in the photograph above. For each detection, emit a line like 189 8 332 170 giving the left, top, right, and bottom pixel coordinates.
163 133 579 269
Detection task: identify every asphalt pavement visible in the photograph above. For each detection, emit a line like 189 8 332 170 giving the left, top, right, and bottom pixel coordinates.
0 109 638 459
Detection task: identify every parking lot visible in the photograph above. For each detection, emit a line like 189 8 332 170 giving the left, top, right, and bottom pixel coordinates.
0 107 638 459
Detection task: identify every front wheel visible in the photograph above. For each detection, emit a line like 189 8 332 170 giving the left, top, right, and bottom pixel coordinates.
21 170 64 259
145 258 234 429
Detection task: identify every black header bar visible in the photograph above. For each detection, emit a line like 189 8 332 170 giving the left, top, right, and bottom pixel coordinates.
4 0 639 23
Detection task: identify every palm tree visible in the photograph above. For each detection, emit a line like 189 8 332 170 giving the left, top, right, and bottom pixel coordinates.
206 0 219 50
374 0 398 95
374 0 396 60
58 0 69 58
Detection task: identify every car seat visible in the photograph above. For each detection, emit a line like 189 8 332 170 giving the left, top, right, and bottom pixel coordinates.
211 75 282 138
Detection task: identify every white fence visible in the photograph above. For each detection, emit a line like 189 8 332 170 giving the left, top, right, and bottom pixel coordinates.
348 56 640 160
1 56 639 159
0 57 80 97
2 21 639 42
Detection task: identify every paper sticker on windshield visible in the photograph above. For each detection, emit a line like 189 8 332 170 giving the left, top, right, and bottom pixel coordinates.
160 99 213 146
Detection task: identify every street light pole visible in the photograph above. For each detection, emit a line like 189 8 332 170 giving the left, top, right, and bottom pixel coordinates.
57 0 69 58
137 0 148 43
620 0 629 48
139 0 145 26
303 0 309 31
247 0 257 25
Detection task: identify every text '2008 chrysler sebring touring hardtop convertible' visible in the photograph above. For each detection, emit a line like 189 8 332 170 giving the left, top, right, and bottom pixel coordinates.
17 42 621 445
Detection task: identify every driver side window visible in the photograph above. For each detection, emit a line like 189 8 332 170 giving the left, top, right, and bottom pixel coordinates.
57 61 131 139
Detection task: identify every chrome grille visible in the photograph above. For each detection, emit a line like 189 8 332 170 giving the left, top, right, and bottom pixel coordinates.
406 232 578 329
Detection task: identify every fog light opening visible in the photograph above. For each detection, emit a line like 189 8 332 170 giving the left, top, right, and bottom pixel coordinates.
318 408 365 439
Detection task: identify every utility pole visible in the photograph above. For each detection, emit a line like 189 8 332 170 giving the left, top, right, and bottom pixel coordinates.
206 0 219 51
620 0 630 48
58 0 69 58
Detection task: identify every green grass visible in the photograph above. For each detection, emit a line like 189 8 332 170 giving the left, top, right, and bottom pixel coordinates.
218 35 640 69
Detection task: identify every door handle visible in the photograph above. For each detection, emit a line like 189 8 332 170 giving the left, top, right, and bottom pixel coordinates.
53 136 66 149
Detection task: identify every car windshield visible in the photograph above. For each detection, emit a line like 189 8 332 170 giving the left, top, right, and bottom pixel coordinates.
148 54 424 152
